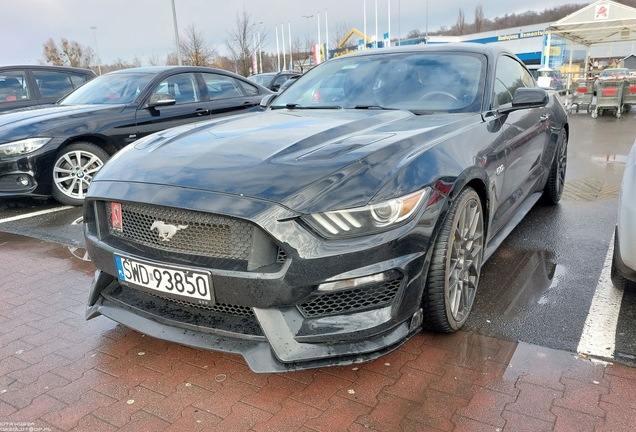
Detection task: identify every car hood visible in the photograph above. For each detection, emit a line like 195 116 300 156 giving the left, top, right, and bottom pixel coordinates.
94 109 480 213
0 104 126 143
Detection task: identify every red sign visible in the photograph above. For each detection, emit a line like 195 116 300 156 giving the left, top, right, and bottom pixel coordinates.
111 202 122 231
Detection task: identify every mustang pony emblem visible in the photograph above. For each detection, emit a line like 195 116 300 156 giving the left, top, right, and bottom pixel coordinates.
150 221 188 241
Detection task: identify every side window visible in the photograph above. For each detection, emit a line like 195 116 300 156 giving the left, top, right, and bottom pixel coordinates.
237 79 260 96
151 73 201 105
493 56 532 107
273 75 289 87
33 70 75 99
0 70 31 103
201 73 245 100
69 73 90 88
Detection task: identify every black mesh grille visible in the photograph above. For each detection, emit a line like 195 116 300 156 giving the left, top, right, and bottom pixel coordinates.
106 202 253 260
148 292 254 317
298 276 403 318
277 247 287 263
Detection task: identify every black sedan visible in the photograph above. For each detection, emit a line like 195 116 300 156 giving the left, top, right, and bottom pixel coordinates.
84 44 568 372
0 66 271 205
248 71 301 92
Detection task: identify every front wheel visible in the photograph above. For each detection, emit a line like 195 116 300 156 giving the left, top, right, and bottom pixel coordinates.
52 142 110 206
423 188 484 332
544 129 568 204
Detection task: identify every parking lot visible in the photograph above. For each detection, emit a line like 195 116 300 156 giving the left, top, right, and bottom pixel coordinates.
1 111 636 430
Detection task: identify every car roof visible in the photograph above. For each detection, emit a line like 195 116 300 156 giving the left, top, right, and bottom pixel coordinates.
332 42 509 60
106 66 250 76
0 64 96 75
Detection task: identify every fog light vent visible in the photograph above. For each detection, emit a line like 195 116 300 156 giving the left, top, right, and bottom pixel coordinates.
298 275 403 318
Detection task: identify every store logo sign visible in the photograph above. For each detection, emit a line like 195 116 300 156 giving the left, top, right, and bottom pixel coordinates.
595 4 609 20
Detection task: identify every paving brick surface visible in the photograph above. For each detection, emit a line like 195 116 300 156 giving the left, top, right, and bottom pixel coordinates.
2 231 636 431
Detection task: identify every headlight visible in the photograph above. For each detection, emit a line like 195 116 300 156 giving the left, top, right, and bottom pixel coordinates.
303 188 432 238
0 138 52 157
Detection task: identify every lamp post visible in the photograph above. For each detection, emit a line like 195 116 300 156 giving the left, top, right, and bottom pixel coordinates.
425 0 429 44
90 27 102 75
171 0 182 65
254 21 263 74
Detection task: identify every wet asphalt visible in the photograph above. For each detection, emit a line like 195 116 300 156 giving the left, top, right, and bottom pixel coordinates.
0 109 635 368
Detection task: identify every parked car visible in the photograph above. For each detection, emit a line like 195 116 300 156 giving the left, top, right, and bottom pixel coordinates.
0 66 271 205
0 65 96 113
598 67 631 79
611 140 636 291
84 44 568 372
248 71 301 92
527 64 564 90
277 75 300 93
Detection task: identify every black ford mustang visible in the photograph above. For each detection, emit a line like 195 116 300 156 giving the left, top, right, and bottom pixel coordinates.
84 44 568 372
0 66 270 205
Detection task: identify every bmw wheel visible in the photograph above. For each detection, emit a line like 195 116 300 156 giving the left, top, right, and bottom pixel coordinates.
545 129 568 205
52 142 110 206
423 187 484 332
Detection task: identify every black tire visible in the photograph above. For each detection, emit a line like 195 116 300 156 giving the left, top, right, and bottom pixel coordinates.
423 187 484 332
52 142 110 206
544 129 568 205
611 258 636 292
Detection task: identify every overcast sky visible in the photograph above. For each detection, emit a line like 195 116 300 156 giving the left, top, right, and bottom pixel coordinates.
1 0 587 66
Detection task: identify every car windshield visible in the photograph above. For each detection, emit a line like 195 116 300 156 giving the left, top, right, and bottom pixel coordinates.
59 73 154 105
600 68 630 77
248 74 275 87
272 52 486 113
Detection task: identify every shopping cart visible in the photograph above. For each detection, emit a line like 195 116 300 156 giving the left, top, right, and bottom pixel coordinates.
592 79 624 118
621 77 636 113
565 78 594 114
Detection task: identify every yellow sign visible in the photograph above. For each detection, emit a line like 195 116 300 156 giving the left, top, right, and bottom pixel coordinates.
544 46 561 56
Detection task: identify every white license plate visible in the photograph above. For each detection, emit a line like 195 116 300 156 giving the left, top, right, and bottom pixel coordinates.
114 255 212 302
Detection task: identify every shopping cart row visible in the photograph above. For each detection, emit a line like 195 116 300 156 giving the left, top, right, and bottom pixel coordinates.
566 76 636 119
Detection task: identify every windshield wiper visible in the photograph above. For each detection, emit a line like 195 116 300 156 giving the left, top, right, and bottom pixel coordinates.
271 104 343 110
353 105 398 110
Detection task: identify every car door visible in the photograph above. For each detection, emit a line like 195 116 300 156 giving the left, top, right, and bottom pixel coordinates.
0 69 35 113
490 55 550 233
200 72 262 118
134 72 212 140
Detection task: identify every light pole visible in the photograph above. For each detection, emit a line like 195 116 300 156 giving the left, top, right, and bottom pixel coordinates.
171 0 182 65
425 0 429 44
255 21 263 74
90 27 102 75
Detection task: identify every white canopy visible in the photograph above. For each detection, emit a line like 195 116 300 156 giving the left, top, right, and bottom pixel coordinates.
548 0 636 46
545 1 636 81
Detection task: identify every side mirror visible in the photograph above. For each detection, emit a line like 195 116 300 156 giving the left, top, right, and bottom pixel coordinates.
271 85 281 92
147 93 176 108
260 94 277 109
500 88 548 114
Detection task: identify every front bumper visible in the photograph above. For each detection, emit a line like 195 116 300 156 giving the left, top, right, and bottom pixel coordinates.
0 144 57 196
84 181 444 372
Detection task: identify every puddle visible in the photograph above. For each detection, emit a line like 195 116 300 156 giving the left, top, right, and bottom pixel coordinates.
482 249 565 317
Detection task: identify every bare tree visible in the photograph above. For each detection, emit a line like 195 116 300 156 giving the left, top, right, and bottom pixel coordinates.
104 56 142 72
330 21 353 50
180 24 218 66
474 4 485 33
42 38 94 68
456 8 466 35
147 54 165 66
291 36 315 73
225 7 259 76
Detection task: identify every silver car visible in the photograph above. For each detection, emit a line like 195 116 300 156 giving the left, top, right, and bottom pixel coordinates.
612 140 636 290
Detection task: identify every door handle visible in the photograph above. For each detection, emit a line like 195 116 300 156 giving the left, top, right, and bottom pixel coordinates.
195 108 209 115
